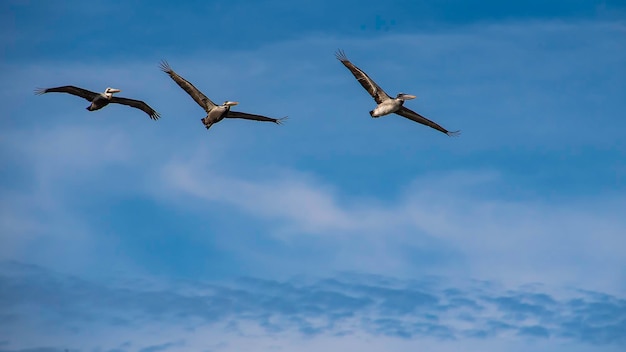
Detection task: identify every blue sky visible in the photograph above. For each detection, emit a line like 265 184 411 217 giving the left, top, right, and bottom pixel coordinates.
1 0 625 351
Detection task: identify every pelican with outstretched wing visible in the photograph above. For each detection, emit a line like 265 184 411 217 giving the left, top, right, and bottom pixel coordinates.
159 60 286 130
34 86 160 120
336 49 459 136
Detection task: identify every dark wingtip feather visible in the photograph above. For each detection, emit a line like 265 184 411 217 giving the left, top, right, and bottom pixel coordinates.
34 87 47 95
335 49 348 62
447 130 461 137
150 111 161 120
159 60 172 74
276 116 288 125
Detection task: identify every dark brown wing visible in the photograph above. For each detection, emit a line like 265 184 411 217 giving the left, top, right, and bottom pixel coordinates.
335 49 391 104
34 85 99 102
110 97 160 120
159 60 216 113
226 110 287 124
395 106 460 136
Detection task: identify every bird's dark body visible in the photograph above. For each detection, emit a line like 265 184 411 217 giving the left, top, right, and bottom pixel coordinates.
87 95 110 111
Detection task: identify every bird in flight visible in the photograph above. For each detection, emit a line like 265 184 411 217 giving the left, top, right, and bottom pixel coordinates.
34 85 160 120
159 60 286 131
336 49 459 136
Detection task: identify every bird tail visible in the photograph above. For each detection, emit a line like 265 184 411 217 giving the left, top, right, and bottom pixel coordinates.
201 118 213 130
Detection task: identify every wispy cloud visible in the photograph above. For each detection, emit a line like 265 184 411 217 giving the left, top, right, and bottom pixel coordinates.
157 151 626 291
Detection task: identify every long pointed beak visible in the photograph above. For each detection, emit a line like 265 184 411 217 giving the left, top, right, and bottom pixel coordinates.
110 88 122 93
400 94 416 100
225 101 239 106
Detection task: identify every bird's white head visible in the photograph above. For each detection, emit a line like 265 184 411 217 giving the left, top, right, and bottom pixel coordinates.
224 101 239 107
396 93 416 101
103 87 122 98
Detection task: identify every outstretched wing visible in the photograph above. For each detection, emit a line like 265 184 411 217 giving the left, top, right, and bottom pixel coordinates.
110 97 161 120
395 106 460 136
159 60 216 113
226 110 287 124
335 49 391 104
34 85 99 102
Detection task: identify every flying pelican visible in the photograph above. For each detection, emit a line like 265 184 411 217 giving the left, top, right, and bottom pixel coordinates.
159 61 286 130
34 86 160 120
335 50 459 136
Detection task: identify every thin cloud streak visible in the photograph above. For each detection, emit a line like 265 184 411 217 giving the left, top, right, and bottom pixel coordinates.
158 151 626 292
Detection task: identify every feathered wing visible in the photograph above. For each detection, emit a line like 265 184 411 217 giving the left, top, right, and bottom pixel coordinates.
226 110 287 124
159 60 216 113
110 97 160 120
335 49 391 104
34 85 99 102
395 106 460 136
